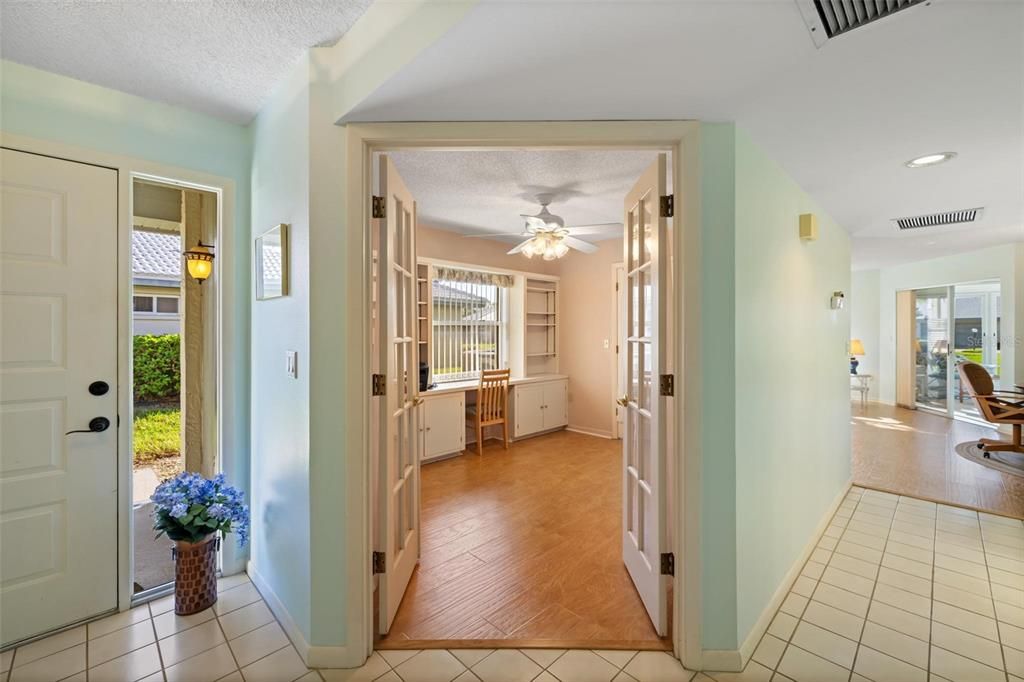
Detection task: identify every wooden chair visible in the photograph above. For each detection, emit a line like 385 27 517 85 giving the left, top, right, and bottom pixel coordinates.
467 369 510 456
957 362 1024 457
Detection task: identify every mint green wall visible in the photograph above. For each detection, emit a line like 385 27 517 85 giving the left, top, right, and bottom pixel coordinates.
733 129 851 644
249 56 314 641
698 123 739 650
699 125 852 651
0 61 253 573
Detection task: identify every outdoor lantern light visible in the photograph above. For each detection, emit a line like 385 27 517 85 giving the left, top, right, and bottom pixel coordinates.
184 241 215 283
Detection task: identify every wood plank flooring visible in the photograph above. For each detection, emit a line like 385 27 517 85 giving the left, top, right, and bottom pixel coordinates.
378 430 669 649
852 401 1024 518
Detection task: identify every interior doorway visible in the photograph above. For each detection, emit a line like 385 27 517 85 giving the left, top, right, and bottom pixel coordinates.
368 146 677 650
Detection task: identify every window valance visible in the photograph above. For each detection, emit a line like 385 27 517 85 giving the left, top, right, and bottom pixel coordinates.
434 265 514 288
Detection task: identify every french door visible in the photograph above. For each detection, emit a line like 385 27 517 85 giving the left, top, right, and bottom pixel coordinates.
620 154 670 636
0 148 119 645
375 155 422 634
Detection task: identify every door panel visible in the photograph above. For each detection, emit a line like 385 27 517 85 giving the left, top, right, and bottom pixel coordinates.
423 394 464 459
543 381 567 429
377 155 421 634
514 384 544 437
621 154 669 636
0 148 118 646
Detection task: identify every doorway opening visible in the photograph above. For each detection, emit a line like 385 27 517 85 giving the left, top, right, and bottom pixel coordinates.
368 146 677 651
130 178 219 595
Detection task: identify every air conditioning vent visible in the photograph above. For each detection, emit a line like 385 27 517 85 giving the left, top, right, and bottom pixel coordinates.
893 208 983 231
796 0 931 46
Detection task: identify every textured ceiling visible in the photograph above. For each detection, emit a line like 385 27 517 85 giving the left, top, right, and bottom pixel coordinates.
349 0 1024 269
0 0 373 123
386 149 661 243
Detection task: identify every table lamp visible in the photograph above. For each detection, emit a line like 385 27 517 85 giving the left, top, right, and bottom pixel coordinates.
850 339 865 375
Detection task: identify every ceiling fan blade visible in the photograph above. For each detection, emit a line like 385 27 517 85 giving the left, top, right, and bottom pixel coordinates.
507 238 533 255
562 236 599 254
462 232 531 238
563 222 623 235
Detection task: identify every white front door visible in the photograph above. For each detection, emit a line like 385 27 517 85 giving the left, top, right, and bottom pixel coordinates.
621 153 670 636
1 148 119 646
376 155 422 633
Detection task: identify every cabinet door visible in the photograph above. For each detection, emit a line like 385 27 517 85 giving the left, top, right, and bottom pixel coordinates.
543 380 568 429
514 384 545 437
423 394 465 459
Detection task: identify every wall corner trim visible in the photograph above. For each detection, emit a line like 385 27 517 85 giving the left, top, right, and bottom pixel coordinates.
700 479 853 673
246 562 361 669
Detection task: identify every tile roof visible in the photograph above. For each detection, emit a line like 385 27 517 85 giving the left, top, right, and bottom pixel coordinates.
132 229 181 280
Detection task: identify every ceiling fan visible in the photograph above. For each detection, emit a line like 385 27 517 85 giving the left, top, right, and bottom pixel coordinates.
463 193 621 260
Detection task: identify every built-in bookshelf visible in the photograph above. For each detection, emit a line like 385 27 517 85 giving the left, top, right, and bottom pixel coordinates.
524 277 558 376
416 263 431 384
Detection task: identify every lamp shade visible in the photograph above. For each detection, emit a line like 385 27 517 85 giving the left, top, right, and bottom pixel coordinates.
849 339 865 356
184 242 215 283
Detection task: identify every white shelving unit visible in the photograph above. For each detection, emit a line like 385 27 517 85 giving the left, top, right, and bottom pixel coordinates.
416 262 431 385
523 277 558 376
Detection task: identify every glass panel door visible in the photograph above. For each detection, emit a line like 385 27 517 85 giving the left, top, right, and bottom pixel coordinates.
914 287 950 411
953 281 1001 419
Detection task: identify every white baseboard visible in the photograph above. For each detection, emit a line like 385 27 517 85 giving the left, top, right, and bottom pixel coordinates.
566 425 615 439
701 479 853 672
246 561 359 668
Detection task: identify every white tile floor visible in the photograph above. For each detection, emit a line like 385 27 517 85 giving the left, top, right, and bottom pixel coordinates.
3 486 1021 682
734 486 1024 682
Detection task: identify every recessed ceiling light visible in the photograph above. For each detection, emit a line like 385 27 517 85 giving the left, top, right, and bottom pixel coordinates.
905 152 957 168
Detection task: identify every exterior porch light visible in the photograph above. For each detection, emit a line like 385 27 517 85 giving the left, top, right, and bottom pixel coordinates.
184 241 214 283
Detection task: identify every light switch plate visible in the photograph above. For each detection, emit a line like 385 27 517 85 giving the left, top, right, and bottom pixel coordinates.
286 350 298 378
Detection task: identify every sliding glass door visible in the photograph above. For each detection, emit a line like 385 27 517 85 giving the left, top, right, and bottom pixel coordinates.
908 280 1002 420
953 281 1002 419
914 287 950 412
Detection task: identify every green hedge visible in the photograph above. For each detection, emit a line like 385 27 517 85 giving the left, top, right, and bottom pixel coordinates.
134 334 180 401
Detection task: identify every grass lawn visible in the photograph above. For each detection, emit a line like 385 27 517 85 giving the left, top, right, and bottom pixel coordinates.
134 407 183 481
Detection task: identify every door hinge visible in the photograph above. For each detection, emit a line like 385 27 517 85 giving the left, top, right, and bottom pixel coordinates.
615 281 619 292
372 551 386 574
659 374 675 397
660 194 674 218
660 552 675 576
371 195 386 219
372 373 386 396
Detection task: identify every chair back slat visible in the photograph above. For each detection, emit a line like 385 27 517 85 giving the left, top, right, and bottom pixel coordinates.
478 369 510 422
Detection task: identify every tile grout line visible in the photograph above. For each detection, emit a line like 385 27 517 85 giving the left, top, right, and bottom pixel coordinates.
846 491 900 682
210 606 244 680
976 516 1011 681
772 488 863 677
925 497 940 682
144 603 168 682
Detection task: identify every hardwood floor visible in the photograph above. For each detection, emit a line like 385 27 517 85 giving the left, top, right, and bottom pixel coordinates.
378 430 669 649
852 401 1024 518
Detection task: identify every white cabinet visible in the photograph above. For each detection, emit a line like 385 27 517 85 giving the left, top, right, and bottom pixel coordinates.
514 379 568 438
422 393 465 461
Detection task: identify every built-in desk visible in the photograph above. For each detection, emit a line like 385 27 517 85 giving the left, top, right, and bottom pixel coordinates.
419 374 568 461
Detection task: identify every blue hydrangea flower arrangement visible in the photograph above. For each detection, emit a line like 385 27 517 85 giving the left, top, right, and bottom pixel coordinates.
152 472 249 546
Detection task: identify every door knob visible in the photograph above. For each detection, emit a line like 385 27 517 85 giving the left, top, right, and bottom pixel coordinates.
65 417 110 435
616 394 629 407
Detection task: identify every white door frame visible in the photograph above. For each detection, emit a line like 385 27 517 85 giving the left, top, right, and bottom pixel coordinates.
341 121 703 669
612 262 626 440
0 132 239 615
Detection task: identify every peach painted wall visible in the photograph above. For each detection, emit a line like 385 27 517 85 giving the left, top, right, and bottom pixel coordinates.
554 239 621 437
